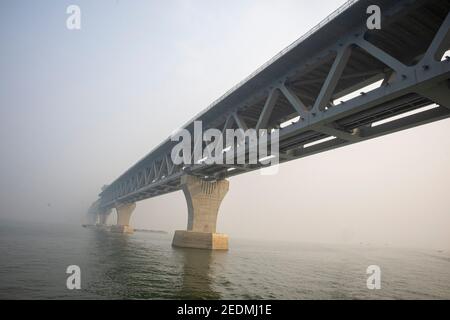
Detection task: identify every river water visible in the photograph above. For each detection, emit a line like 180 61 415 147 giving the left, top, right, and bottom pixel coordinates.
0 220 449 299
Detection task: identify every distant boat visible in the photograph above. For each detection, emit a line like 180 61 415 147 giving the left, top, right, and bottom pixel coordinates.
134 228 168 234
82 224 96 228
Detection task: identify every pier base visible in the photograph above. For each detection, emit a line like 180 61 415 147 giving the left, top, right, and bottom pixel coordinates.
172 230 228 250
111 225 134 234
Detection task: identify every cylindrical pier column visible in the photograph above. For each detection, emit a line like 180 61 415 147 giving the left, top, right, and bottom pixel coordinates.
111 202 136 234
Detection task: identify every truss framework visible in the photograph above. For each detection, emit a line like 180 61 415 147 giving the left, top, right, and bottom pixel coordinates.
99 0 450 209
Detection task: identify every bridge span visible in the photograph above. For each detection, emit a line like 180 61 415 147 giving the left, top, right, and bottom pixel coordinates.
89 0 450 250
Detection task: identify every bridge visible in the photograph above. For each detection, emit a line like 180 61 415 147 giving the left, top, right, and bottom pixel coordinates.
88 0 450 250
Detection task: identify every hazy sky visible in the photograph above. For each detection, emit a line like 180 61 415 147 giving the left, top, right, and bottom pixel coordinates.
1 0 449 250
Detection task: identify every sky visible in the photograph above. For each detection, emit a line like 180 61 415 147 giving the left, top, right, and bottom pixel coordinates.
0 0 449 250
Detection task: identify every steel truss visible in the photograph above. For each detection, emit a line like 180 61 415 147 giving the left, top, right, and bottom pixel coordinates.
99 0 450 209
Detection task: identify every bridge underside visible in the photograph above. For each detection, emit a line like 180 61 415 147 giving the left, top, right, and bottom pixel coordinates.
89 0 450 249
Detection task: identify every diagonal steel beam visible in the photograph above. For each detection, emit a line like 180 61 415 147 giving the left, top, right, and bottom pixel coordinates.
232 112 249 131
355 39 408 75
158 158 167 177
153 162 159 180
145 166 153 185
279 84 310 119
422 12 450 63
256 88 280 131
166 154 175 175
312 46 352 113
221 115 233 134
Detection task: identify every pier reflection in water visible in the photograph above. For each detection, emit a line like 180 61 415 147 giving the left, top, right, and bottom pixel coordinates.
84 229 224 299
174 247 223 299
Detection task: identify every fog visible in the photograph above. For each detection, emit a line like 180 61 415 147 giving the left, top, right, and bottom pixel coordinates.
1 0 449 250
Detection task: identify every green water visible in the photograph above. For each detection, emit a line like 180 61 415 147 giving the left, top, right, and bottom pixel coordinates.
0 220 449 299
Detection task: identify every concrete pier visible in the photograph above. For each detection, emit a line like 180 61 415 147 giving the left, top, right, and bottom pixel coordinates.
172 175 229 250
111 202 136 234
97 212 110 225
